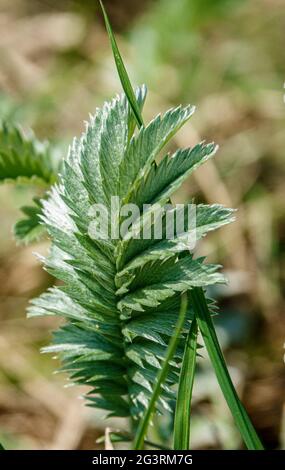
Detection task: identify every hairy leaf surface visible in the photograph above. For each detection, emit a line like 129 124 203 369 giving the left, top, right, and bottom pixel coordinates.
29 87 234 418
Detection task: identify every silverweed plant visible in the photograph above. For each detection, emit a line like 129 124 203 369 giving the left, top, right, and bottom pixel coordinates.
0 2 263 450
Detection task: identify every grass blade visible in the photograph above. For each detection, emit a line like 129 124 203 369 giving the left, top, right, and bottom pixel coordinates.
173 316 198 450
133 293 188 450
99 1 144 129
190 287 264 450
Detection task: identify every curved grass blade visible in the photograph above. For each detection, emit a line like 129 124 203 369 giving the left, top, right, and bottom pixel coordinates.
173 316 198 450
190 287 264 450
133 293 188 450
99 1 144 129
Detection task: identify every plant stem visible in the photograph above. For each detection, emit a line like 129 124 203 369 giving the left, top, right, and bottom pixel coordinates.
133 293 188 450
190 287 264 450
173 316 198 449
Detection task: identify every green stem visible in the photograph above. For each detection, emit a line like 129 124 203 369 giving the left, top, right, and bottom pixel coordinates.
173 316 198 449
133 294 188 450
190 287 264 450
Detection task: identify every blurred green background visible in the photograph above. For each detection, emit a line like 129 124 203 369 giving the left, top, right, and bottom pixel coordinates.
0 0 284 449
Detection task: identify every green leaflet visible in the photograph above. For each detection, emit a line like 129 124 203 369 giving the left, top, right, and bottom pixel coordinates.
117 256 225 315
129 142 217 208
119 105 195 200
115 203 235 272
0 122 60 245
0 123 56 186
13 197 46 244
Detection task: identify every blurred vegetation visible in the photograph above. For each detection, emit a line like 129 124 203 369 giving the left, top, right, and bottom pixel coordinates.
0 0 284 449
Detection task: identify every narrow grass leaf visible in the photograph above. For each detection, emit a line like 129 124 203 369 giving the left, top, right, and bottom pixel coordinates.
99 0 144 129
173 316 198 450
190 287 264 450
